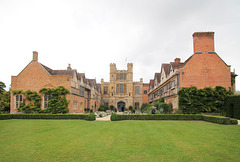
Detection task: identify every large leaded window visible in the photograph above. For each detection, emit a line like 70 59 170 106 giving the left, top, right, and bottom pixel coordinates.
171 80 175 89
15 94 23 109
144 90 148 94
73 100 78 109
116 84 126 94
104 87 108 94
116 73 127 80
135 102 139 109
135 86 140 95
79 86 85 97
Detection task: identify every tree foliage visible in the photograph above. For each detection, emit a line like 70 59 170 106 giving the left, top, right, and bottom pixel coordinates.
0 82 10 113
141 98 173 114
0 91 10 113
178 86 233 114
0 81 6 94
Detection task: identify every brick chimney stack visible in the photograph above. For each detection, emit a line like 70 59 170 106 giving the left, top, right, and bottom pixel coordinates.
174 58 181 63
33 51 38 61
67 64 72 70
193 32 215 54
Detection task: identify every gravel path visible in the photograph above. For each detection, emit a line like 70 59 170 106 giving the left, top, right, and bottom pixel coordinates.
96 115 111 121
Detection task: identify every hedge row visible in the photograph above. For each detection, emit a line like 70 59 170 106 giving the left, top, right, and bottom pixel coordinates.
111 114 238 125
225 96 240 119
0 114 92 120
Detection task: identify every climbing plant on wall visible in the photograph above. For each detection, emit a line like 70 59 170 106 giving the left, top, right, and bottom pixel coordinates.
12 86 70 114
12 90 41 113
178 86 233 114
39 86 70 114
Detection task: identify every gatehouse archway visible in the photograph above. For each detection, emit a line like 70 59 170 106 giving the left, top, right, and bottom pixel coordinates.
117 101 125 112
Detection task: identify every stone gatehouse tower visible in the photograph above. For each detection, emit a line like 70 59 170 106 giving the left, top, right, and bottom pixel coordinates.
101 63 145 112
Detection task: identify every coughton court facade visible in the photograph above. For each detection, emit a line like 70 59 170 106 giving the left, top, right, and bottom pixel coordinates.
10 32 237 113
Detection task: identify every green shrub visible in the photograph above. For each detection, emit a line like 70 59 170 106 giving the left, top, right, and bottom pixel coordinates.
110 113 118 121
159 103 173 114
110 114 238 125
225 95 240 119
98 105 107 111
110 105 114 111
129 106 133 111
202 115 233 125
86 113 96 121
141 103 149 113
115 114 203 121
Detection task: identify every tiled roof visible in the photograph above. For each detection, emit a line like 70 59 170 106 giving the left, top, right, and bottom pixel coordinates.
162 64 171 76
51 70 74 76
40 63 73 76
40 63 99 90
154 73 161 83
150 79 154 88
170 62 185 70
40 64 53 74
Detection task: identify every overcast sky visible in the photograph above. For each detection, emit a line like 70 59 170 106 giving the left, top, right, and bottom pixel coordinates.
0 0 239 91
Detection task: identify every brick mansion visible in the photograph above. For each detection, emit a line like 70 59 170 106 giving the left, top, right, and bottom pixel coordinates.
10 32 237 113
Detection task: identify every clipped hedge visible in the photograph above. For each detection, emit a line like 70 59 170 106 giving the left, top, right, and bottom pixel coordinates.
225 95 240 119
111 114 238 125
110 113 118 121
0 114 90 120
86 113 96 121
115 114 202 121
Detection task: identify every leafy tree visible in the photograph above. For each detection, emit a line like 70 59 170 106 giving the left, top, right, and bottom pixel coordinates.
141 103 149 113
0 81 6 94
0 91 10 113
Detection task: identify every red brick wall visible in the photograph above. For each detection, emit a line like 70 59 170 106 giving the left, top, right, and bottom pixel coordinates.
142 84 149 103
193 32 215 53
179 53 231 89
69 95 86 113
11 61 71 113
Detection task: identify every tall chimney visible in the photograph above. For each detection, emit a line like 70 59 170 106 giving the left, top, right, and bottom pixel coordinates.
174 58 181 63
193 32 215 54
33 51 38 61
67 64 72 70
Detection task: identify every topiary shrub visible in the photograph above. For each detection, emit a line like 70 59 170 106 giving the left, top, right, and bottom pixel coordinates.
110 113 118 121
110 105 114 111
86 113 96 121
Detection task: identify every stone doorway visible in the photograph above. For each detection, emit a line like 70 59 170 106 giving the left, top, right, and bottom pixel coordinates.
117 101 125 112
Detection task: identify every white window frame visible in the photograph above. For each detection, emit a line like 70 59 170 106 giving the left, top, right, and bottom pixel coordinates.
43 95 51 109
15 94 23 109
171 80 175 90
73 100 78 109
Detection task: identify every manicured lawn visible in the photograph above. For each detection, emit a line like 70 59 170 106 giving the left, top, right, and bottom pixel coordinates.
0 120 239 162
